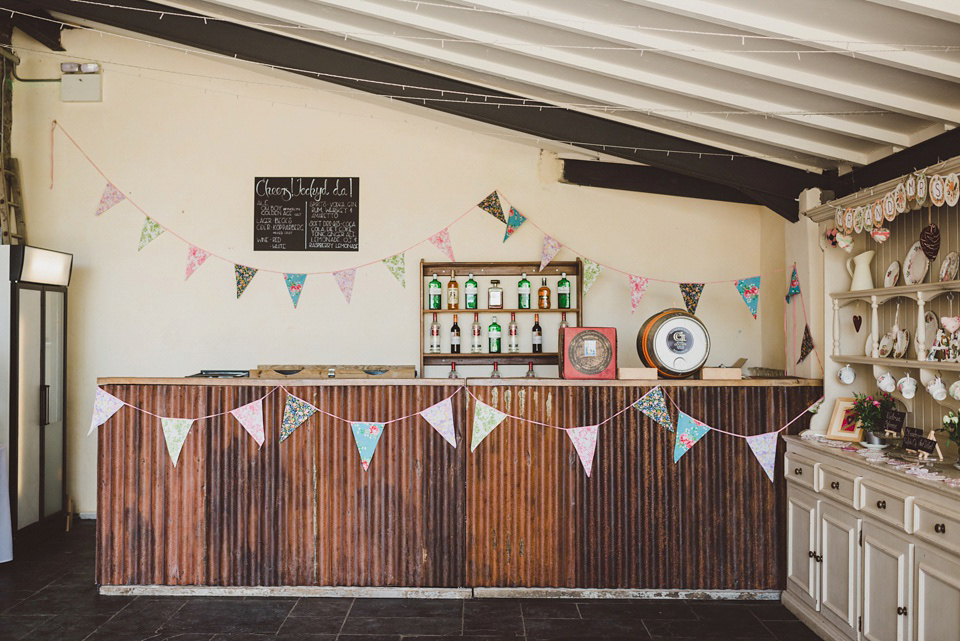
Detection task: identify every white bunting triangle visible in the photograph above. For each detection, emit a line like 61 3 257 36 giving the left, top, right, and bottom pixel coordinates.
566 425 599 477
419 397 457 447
160 418 194 467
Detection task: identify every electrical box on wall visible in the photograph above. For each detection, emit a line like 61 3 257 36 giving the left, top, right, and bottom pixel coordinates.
61 74 102 102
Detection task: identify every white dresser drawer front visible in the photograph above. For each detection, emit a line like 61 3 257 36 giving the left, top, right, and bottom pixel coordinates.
859 480 910 531
785 453 818 490
913 501 960 554
817 464 860 508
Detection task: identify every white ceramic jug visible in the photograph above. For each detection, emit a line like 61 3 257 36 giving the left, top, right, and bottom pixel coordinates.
846 250 876 291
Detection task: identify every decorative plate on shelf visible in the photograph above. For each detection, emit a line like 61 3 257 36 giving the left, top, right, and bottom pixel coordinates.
903 240 929 285
931 174 946 206
878 333 894 357
923 310 939 354
893 329 910 359
946 173 959 207
883 193 897 221
895 183 907 213
884 260 900 287
873 201 884 226
865 333 873 357
906 174 917 200
853 206 864 233
940 251 960 282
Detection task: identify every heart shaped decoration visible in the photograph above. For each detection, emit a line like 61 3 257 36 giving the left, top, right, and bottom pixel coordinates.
871 227 890 244
853 315 862 332
920 223 941 261
942 316 960 334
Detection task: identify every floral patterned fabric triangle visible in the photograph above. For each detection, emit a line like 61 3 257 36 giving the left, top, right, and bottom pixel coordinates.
477 191 506 223
471 399 508 451
279 394 317 441
96 183 125 216
503 206 527 242
284 273 307 308
185 246 210 280
351 422 386 471
797 324 814 364
160 418 194 467
746 432 779 482
333 268 356 303
582 259 602 295
88 388 125 436
674 411 711 463
430 228 455 261
235 265 257 298
138 217 164 251
419 397 457 448
632 387 673 432
786 266 802 302
540 235 561 271
566 425 599 477
230 398 265 448
382 253 406 288
629 276 650 313
734 276 761 319
679 283 704 315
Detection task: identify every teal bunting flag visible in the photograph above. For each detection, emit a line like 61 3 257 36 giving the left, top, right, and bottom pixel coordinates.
284 273 307 308
674 411 711 463
503 206 527 242
350 422 386 471
734 276 761 319
786 266 802 302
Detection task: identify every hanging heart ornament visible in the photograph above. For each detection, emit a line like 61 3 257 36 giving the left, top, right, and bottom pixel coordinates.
920 223 941 261
853 315 863 332
871 227 890 244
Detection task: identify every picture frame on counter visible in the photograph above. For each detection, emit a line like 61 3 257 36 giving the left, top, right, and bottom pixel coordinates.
825 397 862 442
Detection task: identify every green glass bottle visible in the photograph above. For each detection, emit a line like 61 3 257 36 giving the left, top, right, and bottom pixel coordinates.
465 273 478 309
488 315 502 354
428 273 442 310
558 272 571 309
518 272 531 309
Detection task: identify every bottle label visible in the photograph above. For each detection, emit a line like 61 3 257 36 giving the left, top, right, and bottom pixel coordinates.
451 336 460 345
429 284 441 292
448 289 458 305
539 294 550 307
489 291 503 306
533 334 542 345
509 326 517 336
465 284 477 294
489 330 501 339
558 285 570 294
431 327 439 336
473 327 481 337
518 284 530 294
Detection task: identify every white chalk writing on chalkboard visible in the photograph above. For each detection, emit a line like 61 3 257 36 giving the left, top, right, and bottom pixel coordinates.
254 177 359 252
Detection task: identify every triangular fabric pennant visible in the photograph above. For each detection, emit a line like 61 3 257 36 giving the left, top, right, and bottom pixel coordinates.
679 283 704 315
797 324 814 364
161 418 194 467
235 265 257 298
632 387 674 432
629 275 650 313
477 191 506 223
333 268 356 303
503 206 527 242
429 228 455 261
746 432 780 482
470 399 508 451
735 276 761 319
185 246 210 280
96 183 125 216
582 259 603 295
807 396 825 414
566 425 599 477
419 397 457 447
674 411 711 463
540 235 561 271
138 217 164 251
382 253 406 288
88 388 125 436
786 265 802 302
279 394 317 441
351 422 385 471
284 273 307 308
230 398 265 448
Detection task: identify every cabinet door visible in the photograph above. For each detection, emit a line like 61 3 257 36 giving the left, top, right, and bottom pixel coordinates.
787 487 820 610
820 502 860 639
914 547 960 641
42 289 65 519
16 288 43 530
862 522 913 641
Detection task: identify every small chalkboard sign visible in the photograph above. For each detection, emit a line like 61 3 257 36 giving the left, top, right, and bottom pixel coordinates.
903 428 937 454
881 410 906 434
254 177 359 251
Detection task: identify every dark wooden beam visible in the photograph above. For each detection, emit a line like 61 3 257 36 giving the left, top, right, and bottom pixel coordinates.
8 4 66 51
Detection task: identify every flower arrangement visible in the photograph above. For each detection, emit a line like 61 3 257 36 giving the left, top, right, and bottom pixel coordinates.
942 411 960 445
851 392 896 434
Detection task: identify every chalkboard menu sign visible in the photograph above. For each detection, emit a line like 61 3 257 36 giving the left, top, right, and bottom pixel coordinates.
881 410 906 434
254 177 359 251
902 427 937 454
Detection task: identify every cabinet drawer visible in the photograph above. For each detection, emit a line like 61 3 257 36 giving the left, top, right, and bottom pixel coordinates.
784 453 817 490
913 501 960 554
817 464 860 508
859 480 910 531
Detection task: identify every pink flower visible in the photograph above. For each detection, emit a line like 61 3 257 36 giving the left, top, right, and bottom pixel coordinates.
873 401 881 407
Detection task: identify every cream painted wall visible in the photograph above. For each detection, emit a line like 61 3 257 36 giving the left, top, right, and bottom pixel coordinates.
13 31 790 513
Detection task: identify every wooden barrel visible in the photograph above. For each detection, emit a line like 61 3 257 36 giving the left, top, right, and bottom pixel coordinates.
637 309 711 378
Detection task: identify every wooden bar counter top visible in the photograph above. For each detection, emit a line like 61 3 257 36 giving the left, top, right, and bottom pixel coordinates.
95 377 822 593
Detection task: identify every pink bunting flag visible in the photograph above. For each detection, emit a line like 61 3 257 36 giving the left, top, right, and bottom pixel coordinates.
540 236 561 271
96 183 125 215
746 432 780 482
333 268 356 303
419 397 457 447
430 228 455 261
566 425 599 477
629 275 650 313
185 246 210 280
230 398 265 448
88 388 125 435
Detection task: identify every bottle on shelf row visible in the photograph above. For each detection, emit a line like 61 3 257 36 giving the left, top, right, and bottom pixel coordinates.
432 311 561 354
447 361 538 379
428 272 573 310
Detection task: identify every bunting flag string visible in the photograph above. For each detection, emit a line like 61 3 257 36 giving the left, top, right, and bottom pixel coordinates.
95 183 125 215
284 273 306 308
333 268 357 303
88 388 125 436
679 283 705 315
477 191 506 223
137 217 164 251
351 422 386 471
566 425 599 477
582 259 603 295
674 411 711 463
540 235 562 271
470 399 508 451
735 276 761 319
632 387 673 432
419 397 458 447
235 265 257 298
230 399 265 448
797 324 814 364
746 432 779 482
785 265 802 302
382 253 406 288
503 206 527 242
429 228 455 261
161 418 194 467
280 394 317 441
629 275 650 313
185 245 210 280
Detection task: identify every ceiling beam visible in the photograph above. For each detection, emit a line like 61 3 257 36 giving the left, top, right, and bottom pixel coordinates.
865 0 960 24
32 0 820 220
7 3 65 51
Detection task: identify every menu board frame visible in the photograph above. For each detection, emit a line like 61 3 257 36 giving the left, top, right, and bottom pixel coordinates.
254 177 359 251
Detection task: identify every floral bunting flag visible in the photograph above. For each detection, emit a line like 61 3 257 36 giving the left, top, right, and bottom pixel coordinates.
333 268 356 303
350 422 386 471
734 276 761 319
746 432 780 482
430 228 455 261
279 394 317 441
582 259 603 295
503 207 527 242
629 275 650 313
160 418 194 467
807 396 825 414
284 273 307 308
87 388 125 435
477 191 506 223
786 266 802 302
235 265 257 298
137 217 164 251
185 246 210 280
679 283 704 315
419 397 457 447
674 411 711 463
797 324 814 364
471 399 508 451
383 253 406 288
566 425 599 477
632 387 673 432
540 235 561 271
96 183 125 215
230 398 265 448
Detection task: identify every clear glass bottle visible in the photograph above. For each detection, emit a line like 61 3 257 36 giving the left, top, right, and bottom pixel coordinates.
525 362 536 378
447 270 459 309
507 313 519 353
532 313 543 354
559 312 569 330
538 278 551 309
491 362 501 379
450 314 461 354
488 279 503 309
465 273 478 309
429 312 441 354
518 273 531 309
448 362 459 379
471 313 483 354
428 273 442 310
558 272 571 309
488 315 502 354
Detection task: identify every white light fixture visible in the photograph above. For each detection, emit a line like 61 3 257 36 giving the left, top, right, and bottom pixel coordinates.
60 62 79 73
60 62 100 74
79 63 100 74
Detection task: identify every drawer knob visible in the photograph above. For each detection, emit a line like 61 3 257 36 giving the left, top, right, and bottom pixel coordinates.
877 500 887 510
808 550 816 558
935 523 947 534
794 467 803 475
830 481 840 490
815 554 823 563
897 606 908 616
